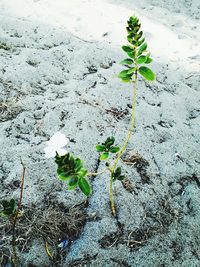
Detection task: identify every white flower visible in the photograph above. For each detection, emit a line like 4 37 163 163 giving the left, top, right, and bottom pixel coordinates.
44 131 69 158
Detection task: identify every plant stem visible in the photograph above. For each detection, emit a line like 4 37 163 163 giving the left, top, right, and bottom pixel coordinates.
109 173 116 216
112 71 137 170
109 70 138 216
87 168 109 177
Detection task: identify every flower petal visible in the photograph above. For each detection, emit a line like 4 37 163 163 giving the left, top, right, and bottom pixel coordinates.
44 146 56 158
56 148 68 156
46 132 69 149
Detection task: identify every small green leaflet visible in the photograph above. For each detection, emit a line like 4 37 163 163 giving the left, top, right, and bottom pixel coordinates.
145 57 153 64
138 38 145 46
109 146 120 153
127 67 136 75
0 199 16 216
118 70 132 79
68 177 78 187
127 51 135 59
58 172 71 181
122 45 133 53
78 168 88 178
96 145 105 152
136 55 146 64
120 58 134 65
138 42 147 55
117 175 125 181
121 77 131 83
100 152 109 160
139 66 156 81
78 177 91 196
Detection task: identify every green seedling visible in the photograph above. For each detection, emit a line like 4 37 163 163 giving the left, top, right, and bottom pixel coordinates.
96 16 156 215
54 15 155 216
108 15 155 215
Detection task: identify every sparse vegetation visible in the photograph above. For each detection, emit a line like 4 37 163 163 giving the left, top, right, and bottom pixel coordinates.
0 15 156 266
0 42 13 51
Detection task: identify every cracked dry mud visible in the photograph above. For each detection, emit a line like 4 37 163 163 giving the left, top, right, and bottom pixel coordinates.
0 0 200 266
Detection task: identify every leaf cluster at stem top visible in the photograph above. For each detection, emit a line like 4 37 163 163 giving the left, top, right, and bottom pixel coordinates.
119 16 156 82
55 152 91 196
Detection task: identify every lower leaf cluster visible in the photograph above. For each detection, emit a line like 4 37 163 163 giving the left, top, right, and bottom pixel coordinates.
113 167 125 181
55 152 91 196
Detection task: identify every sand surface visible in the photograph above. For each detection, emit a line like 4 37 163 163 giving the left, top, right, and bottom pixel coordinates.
0 0 200 266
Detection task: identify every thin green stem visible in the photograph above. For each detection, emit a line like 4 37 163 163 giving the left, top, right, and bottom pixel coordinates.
112 71 137 171
109 173 115 216
109 70 138 216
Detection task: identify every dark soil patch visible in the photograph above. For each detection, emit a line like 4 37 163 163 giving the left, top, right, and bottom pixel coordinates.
0 200 87 266
105 107 129 121
122 153 151 184
121 178 135 193
99 231 122 249
177 173 200 193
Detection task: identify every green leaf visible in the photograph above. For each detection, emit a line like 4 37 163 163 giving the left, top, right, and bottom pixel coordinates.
114 167 122 177
127 51 135 59
120 77 131 83
122 45 133 53
136 55 146 64
145 57 153 64
138 38 145 46
136 31 143 40
75 158 83 172
109 146 120 153
139 66 156 81
96 145 106 152
100 152 109 161
120 58 134 65
57 168 63 175
138 42 147 55
118 70 132 79
78 177 91 196
0 199 16 216
68 177 78 187
58 172 71 181
104 137 115 147
127 67 136 75
127 36 137 45
117 175 126 181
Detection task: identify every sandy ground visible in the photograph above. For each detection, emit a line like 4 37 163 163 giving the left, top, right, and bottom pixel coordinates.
0 0 200 266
